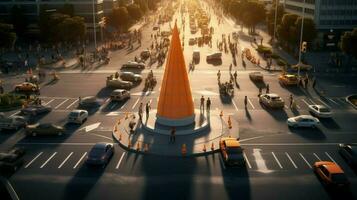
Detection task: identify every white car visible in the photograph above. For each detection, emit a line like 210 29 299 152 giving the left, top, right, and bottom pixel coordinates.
308 105 332 118
259 93 285 109
287 115 320 128
68 110 88 124
121 61 145 69
110 89 130 101
193 50 200 61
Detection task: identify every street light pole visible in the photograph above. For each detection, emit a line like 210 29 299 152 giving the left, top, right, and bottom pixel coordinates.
297 0 306 78
92 0 97 52
273 0 278 46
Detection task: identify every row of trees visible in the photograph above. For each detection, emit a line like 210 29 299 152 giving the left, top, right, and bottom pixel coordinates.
341 28 357 59
108 0 160 32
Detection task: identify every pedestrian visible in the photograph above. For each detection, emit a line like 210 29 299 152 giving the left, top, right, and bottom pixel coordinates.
258 87 262 97
266 84 270 94
200 95 205 112
78 96 82 104
233 71 237 82
170 127 176 143
289 94 293 108
229 63 232 72
304 76 309 88
312 78 316 89
244 96 248 108
206 97 211 112
138 103 143 122
217 70 221 82
145 102 150 120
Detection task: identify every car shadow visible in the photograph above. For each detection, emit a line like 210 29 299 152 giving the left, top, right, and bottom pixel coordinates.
261 104 289 121
288 127 326 140
62 163 105 200
319 118 340 130
219 95 232 104
280 84 305 96
100 99 128 113
96 87 113 99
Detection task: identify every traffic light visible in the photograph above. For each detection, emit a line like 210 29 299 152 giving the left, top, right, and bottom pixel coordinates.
301 41 307 53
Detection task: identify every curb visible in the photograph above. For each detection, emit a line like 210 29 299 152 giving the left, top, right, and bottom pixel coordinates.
346 95 357 110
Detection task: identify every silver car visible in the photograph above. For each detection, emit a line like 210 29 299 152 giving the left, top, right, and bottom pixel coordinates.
110 89 130 101
120 72 142 82
121 61 145 69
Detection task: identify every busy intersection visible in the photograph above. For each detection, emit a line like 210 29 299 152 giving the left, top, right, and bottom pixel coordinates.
1 0 357 200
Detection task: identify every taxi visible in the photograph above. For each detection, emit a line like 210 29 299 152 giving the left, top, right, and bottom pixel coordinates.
219 137 245 166
313 161 349 187
14 82 39 93
278 74 298 86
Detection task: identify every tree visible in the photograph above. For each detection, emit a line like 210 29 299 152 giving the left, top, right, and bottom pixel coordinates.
58 4 74 16
10 5 28 36
277 13 298 46
239 1 265 34
108 7 130 32
127 4 143 21
340 28 357 59
294 17 317 45
58 16 86 42
0 23 16 49
267 3 285 36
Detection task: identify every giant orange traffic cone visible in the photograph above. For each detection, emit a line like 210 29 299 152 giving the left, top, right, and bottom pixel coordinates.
228 116 232 129
211 142 215 151
203 144 206 152
128 140 131 149
220 110 223 117
119 133 122 141
136 143 140 151
144 144 149 153
181 144 187 156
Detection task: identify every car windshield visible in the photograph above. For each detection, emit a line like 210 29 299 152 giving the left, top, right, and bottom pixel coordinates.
271 97 281 101
69 112 79 117
331 174 348 183
227 147 242 154
320 108 330 112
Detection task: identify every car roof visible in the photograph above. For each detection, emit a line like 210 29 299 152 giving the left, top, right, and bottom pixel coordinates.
222 138 240 147
266 93 279 98
324 163 344 174
113 89 126 92
71 109 86 113
285 74 297 78
93 142 110 149
297 115 316 119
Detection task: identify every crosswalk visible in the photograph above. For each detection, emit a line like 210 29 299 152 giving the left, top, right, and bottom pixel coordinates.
33 95 352 115
21 148 346 172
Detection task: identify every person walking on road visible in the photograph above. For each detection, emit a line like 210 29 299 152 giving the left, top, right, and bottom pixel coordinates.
258 87 262 97
138 103 143 122
229 63 232 72
233 71 237 82
200 96 205 112
266 84 270 94
244 96 248 108
312 78 316 89
217 70 221 82
170 127 176 143
206 97 211 112
145 102 150 120
289 94 294 108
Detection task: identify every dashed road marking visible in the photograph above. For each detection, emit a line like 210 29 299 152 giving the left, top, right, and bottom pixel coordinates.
73 152 87 169
299 153 311 168
285 152 297 169
243 152 252 169
66 99 78 109
40 152 57 168
116 152 126 169
55 99 69 109
132 98 140 110
272 152 283 169
58 152 73 169
24 152 43 168
313 153 321 161
325 152 336 163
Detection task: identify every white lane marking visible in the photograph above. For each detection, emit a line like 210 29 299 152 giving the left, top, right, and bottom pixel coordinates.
58 152 73 169
116 152 126 169
307 98 317 105
24 152 43 168
272 152 283 169
73 152 87 169
313 153 321 161
66 99 78 109
296 104 301 109
285 152 297 169
55 99 69 109
325 152 337 163
243 152 251 169
284 105 288 109
316 99 331 108
328 98 339 105
301 99 310 106
43 99 54 106
132 98 140 110
9 111 20 117
40 152 57 168
120 102 128 109
232 99 238 111
110 102 118 110
299 153 311 168
253 148 272 173
248 98 255 109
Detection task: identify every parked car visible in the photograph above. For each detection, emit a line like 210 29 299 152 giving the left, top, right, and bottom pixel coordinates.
25 123 65 136
121 61 145 69
313 161 349 187
308 105 332 118
249 72 264 82
219 137 245 166
86 142 114 166
278 74 298 86
20 105 52 116
206 52 222 61
338 144 357 168
287 115 319 128
259 93 285 109
67 110 88 124
110 89 130 101
192 50 200 61
78 96 101 108
14 82 39 93
106 77 133 89
120 72 142 82
0 147 25 173
0 114 27 131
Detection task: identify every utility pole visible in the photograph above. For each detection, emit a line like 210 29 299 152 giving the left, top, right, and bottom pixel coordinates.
92 0 97 52
273 0 278 46
297 0 306 78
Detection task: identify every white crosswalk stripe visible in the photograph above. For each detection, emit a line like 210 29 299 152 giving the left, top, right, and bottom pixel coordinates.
40 152 57 168
58 152 73 169
73 152 87 169
243 152 251 169
43 99 54 106
272 152 283 169
116 152 126 169
55 99 69 109
24 152 43 168
66 99 78 109
313 153 321 161
325 152 337 163
299 153 311 168
285 152 297 169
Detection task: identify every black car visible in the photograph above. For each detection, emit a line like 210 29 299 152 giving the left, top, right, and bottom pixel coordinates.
0 147 25 173
86 143 114 166
20 105 52 116
339 144 357 168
